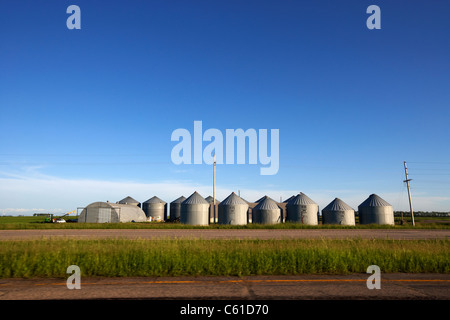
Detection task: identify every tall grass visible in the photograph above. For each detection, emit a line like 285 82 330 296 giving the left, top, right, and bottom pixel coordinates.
0 220 448 230
0 239 448 278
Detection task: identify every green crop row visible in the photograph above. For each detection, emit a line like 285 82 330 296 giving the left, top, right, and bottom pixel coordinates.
0 239 448 278
0 218 448 230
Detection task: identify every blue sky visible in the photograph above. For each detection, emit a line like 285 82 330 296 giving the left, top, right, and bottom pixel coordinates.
1 0 449 215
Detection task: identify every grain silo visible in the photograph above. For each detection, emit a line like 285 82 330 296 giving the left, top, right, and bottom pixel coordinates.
322 198 355 225
205 196 219 204
142 196 167 221
180 191 210 225
286 192 319 225
358 194 395 225
118 196 141 207
205 196 220 223
79 201 147 223
252 196 282 224
283 195 295 203
254 196 268 203
218 192 249 225
238 196 252 223
169 196 186 221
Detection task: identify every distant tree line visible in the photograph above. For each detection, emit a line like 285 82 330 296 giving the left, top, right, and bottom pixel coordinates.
393 211 450 217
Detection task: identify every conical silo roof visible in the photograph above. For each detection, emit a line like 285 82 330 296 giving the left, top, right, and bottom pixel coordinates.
255 195 278 203
254 196 266 203
287 192 317 205
283 195 295 203
171 196 186 204
143 196 166 204
253 196 280 210
205 196 220 203
358 194 392 207
118 196 140 204
219 192 249 206
182 191 209 205
323 198 354 211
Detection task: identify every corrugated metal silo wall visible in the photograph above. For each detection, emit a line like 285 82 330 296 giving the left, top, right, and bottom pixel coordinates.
359 206 394 225
251 207 282 224
218 204 248 225
142 203 167 220
181 203 210 225
247 202 286 223
322 210 355 225
170 202 182 220
286 204 319 225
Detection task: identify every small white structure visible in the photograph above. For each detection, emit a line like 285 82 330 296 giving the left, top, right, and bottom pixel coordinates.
79 202 147 223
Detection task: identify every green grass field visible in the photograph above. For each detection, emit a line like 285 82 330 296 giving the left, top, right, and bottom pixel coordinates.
0 215 448 229
0 216 448 279
0 238 448 278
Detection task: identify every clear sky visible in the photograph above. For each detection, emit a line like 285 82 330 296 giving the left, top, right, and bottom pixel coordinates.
1 0 449 215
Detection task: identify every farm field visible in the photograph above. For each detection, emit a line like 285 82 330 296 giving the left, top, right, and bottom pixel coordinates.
0 215 448 230
0 216 448 301
0 238 448 278
0 215 448 281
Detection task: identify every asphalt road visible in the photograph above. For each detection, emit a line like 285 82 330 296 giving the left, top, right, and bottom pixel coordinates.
0 274 449 300
0 228 449 240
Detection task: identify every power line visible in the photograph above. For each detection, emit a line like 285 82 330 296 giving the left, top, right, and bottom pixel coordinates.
407 161 450 164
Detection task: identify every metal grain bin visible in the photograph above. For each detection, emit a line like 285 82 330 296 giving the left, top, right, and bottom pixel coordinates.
218 192 249 225
252 196 282 224
169 196 186 221
286 192 319 225
142 196 167 221
205 196 220 204
322 198 355 225
205 196 220 223
358 194 394 225
180 191 210 225
283 195 295 203
254 196 267 203
118 196 141 208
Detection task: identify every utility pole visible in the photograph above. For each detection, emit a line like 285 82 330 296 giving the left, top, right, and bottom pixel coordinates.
213 153 216 224
403 161 415 226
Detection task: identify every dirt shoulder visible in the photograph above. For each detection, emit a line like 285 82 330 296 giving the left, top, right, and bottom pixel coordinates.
0 228 449 240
